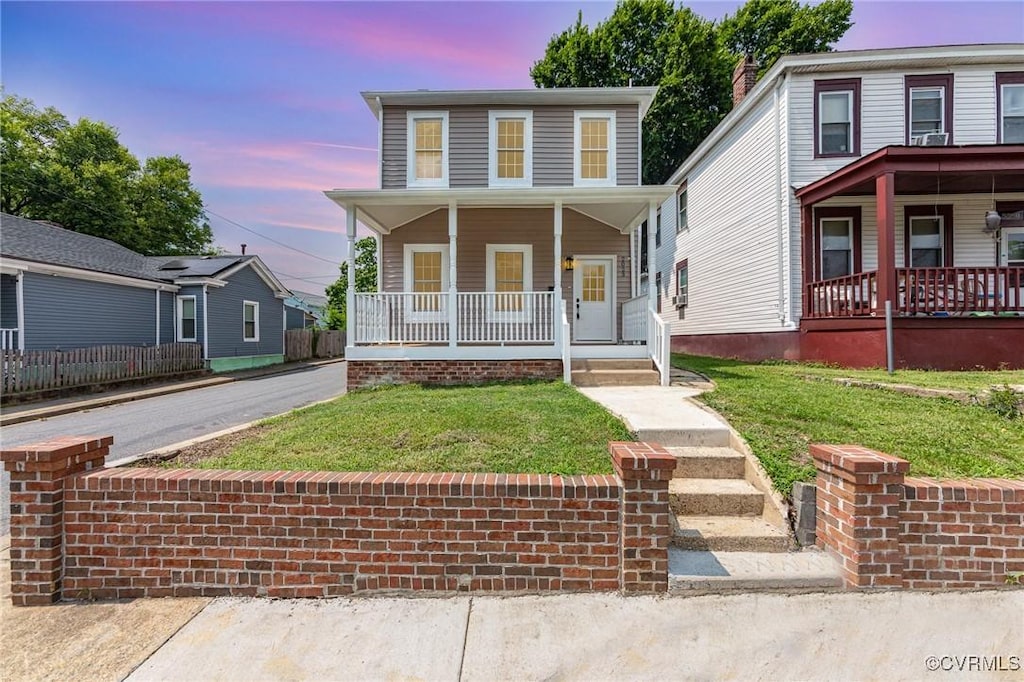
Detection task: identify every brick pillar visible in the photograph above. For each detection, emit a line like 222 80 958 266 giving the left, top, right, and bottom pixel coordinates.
810 444 909 589
610 441 676 593
1 436 111 605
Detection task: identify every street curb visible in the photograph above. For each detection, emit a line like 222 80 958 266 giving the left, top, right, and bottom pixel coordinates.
0 358 345 427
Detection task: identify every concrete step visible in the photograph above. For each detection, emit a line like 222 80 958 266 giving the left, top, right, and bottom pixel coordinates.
666 446 746 479
671 515 793 553
571 369 660 387
668 548 844 593
571 358 653 371
670 478 765 517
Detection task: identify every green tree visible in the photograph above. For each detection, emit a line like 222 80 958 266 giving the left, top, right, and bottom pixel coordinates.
530 0 853 183
325 236 378 330
0 94 213 255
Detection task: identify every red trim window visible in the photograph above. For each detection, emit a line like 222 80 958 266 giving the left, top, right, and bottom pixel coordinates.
813 207 862 280
905 74 954 144
675 259 688 309
814 79 861 158
903 205 954 267
996 72 1024 144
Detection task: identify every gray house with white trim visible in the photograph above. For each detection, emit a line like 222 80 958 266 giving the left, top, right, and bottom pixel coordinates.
0 213 290 371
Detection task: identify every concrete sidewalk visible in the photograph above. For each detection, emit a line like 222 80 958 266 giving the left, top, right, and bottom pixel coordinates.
0 357 345 427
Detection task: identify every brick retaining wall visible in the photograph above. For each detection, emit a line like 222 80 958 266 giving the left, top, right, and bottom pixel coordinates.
347 359 562 389
2 437 673 604
812 444 1024 589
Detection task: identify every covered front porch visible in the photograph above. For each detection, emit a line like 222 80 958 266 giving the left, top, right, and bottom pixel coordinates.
324 186 675 385
796 145 1024 321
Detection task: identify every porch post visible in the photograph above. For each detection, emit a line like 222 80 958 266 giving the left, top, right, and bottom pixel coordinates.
448 201 458 348
801 203 814 318
647 202 657 311
553 200 563 348
875 172 897 313
346 206 357 348
16 270 25 351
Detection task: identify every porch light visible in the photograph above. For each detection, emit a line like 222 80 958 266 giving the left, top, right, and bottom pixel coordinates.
984 210 1002 234
563 255 575 271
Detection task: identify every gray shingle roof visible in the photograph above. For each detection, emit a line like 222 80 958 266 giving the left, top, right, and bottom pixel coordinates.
1 213 166 282
146 255 250 278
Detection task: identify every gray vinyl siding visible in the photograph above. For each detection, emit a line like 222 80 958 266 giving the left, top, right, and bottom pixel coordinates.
286 305 308 329
380 207 632 339
205 265 283 359
159 290 175 344
381 104 640 189
20 272 157 350
1 274 18 328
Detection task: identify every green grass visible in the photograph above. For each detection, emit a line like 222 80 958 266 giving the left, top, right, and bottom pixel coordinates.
183 382 627 475
762 362 1024 393
673 355 1024 497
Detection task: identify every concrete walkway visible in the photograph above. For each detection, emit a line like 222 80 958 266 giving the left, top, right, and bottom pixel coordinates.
578 385 730 446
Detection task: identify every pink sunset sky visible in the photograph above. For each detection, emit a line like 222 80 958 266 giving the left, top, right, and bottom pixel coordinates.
2 1 1022 295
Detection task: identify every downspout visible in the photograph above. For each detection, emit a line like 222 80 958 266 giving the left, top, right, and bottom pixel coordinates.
202 284 209 362
774 74 788 325
376 96 384 189
16 270 25 351
155 289 160 346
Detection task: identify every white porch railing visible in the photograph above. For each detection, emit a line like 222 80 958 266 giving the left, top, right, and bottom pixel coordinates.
1 328 19 351
648 308 670 386
622 295 647 342
457 292 554 343
353 292 555 345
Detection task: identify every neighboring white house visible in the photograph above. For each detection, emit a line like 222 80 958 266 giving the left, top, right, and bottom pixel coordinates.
651 43 1024 370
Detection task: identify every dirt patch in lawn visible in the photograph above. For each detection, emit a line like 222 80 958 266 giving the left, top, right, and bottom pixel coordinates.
131 424 274 468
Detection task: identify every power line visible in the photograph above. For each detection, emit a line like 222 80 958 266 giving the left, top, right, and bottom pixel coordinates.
202 207 340 266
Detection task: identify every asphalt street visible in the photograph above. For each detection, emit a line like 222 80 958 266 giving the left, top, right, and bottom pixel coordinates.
0 362 347 535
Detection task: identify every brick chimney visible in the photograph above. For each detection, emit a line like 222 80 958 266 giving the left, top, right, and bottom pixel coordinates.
732 54 758 107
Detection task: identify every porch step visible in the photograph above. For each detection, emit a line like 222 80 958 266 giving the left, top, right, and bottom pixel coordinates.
670 478 765 517
671 515 793 553
571 358 653 371
666 446 746 479
668 548 843 593
571 369 660 387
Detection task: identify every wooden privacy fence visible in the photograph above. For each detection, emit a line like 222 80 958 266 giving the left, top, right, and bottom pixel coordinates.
1 342 203 396
285 329 345 362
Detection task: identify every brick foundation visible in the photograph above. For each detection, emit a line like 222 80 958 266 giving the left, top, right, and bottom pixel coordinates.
3 436 675 602
347 359 562 389
812 444 1024 589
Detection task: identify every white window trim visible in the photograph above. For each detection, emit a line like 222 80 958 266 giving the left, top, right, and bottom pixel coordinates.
819 217 854 279
909 214 945 266
176 295 197 342
485 244 533 322
817 91 853 156
243 300 260 342
406 110 449 188
403 243 449 322
1000 83 1024 143
909 86 945 136
677 188 688 233
488 110 533 188
573 110 617 187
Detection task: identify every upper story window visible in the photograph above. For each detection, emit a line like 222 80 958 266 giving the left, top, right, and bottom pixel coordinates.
574 111 616 186
996 72 1024 144
407 111 449 188
905 74 953 143
488 111 533 187
814 79 860 158
677 188 688 232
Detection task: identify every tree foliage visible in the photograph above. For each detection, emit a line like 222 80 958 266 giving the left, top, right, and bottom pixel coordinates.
1 94 213 255
325 236 378 330
531 0 853 183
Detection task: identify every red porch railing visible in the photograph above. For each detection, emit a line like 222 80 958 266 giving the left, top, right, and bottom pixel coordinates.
805 267 1024 318
806 271 878 318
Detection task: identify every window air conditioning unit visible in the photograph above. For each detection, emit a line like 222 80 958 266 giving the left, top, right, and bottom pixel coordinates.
911 132 949 146
672 290 688 309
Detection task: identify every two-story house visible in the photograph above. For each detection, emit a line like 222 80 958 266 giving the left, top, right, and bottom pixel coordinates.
653 44 1024 370
326 88 675 388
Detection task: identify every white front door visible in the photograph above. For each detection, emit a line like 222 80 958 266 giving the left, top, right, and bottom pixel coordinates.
573 256 615 342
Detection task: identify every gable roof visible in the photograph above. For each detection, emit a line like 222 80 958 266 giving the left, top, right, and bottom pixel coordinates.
148 255 251 278
667 43 1024 185
1 213 165 282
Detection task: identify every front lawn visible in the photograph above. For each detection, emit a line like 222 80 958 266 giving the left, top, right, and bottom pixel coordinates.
764 362 1024 393
163 382 626 475
673 355 1024 497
